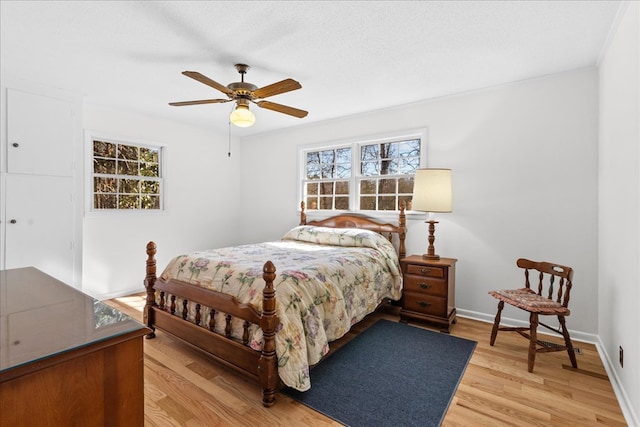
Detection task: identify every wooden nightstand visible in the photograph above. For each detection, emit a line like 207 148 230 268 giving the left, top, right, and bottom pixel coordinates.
399 255 457 332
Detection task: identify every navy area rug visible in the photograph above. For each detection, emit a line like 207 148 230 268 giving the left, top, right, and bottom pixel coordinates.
284 319 476 427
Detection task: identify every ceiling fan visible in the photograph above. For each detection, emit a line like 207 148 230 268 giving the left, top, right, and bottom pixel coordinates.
169 64 308 127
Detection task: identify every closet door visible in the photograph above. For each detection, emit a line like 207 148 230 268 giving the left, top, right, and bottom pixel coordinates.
2 87 79 286
4 174 75 285
7 89 74 176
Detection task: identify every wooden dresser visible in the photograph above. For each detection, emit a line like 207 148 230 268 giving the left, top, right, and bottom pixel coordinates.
399 256 457 332
0 267 150 426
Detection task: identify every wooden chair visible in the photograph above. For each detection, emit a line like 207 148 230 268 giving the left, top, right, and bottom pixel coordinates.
488 258 577 372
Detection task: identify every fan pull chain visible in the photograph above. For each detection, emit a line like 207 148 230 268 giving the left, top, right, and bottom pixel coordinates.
228 118 232 157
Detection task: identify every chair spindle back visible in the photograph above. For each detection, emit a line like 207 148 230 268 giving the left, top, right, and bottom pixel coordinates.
517 258 574 308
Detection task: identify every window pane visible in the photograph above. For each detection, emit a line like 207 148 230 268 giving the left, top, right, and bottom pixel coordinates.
120 179 140 194
398 157 420 174
380 158 398 175
378 196 396 210
307 163 320 179
306 197 318 210
319 182 334 195
140 147 159 163
118 144 138 160
398 177 414 193
306 182 318 195
336 148 351 163
360 179 376 195
360 144 379 161
118 195 139 209
399 195 413 211
320 150 335 165
94 140 116 158
335 181 349 195
361 161 379 176
398 140 420 156
141 180 159 194
380 142 397 159
306 152 321 179
117 160 138 176
336 163 351 178
335 197 349 210
140 162 159 177
319 197 333 209
94 194 117 209
141 195 160 209
321 163 334 179
360 196 376 210
94 177 116 193
94 159 116 174
378 178 396 194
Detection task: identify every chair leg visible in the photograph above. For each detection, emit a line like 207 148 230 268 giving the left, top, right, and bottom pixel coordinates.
558 315 578 369
528 312 538 373
490 301 504 346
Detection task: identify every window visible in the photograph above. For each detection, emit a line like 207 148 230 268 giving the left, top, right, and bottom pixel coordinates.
90 138 164 211
301 129 426 212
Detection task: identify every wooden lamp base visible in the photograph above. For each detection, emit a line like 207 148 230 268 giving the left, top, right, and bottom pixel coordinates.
422 219 440 260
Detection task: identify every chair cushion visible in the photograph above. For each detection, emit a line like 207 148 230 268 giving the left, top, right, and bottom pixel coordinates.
489 288 570 315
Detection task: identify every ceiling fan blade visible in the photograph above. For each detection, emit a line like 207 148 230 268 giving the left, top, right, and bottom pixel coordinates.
182 71 234 96
256 100 308 118
169 99 231 106
253 79 302 99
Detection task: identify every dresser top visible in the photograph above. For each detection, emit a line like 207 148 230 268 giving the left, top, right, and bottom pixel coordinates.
0 267 146 372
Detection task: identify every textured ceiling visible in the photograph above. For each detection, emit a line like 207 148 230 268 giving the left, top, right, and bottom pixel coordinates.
0 1 623 136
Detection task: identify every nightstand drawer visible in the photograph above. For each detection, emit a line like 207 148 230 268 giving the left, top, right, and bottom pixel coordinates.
402 292 447 317
399 256 457 332
405 264 445 279
403 275 447 297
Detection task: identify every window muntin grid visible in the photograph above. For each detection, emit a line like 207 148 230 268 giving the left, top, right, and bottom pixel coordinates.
92 139 163 210
302 135 422 212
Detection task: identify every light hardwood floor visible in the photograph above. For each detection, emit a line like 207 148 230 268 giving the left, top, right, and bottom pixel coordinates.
106 294 627 426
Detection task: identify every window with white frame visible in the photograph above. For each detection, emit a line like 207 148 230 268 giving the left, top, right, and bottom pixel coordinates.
91 138 164 210
301 130 426 212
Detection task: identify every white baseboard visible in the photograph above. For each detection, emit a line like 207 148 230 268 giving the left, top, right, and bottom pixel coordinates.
595 337 640 427
457 308 639 426
456 308 598 344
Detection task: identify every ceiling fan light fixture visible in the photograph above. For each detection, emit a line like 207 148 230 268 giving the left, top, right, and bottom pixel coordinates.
230 103 255 127
170 65 307 124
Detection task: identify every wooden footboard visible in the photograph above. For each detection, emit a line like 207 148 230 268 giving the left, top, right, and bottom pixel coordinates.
142 204 407 407
142 242 279 407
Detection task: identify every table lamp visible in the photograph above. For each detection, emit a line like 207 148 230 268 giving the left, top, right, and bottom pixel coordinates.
412 168 452 260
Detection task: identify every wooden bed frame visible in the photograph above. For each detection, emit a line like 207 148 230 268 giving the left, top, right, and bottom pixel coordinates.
143 202 406 406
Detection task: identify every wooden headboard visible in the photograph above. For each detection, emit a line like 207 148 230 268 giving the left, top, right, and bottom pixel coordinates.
299 201 406 258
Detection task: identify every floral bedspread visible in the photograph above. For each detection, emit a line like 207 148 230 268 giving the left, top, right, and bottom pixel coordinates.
158 225 402 391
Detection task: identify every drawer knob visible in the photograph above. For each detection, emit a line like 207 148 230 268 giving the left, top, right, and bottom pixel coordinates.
420 268 431 274
419 282 432 290
418 301 432 308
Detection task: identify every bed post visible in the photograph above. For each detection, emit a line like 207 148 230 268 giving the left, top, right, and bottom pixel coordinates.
398 201 407 259
258 260 278 407
300 201 307 225
143 241 157 338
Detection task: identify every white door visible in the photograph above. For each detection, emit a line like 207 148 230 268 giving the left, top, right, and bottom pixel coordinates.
7 88 74 177
4 174 75 285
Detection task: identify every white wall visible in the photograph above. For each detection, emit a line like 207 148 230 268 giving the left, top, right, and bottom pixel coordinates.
239 68 600 338
598 2 640 424
82 104 242 299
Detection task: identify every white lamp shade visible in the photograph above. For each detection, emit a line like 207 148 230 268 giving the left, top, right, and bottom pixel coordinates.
412 168 452 213
230 105 255 127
